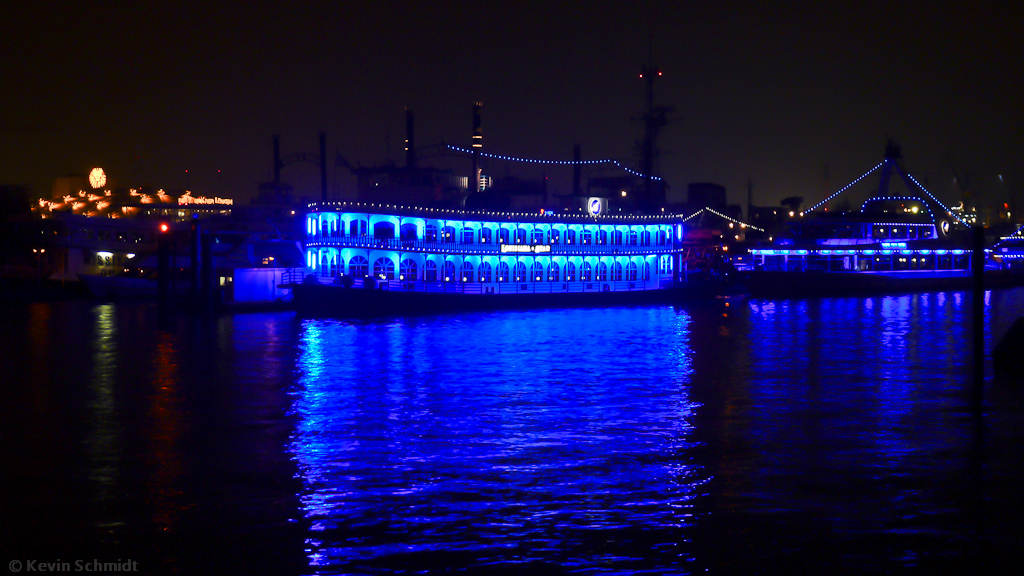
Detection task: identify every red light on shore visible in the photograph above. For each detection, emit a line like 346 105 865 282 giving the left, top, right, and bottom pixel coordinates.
159 223 169 233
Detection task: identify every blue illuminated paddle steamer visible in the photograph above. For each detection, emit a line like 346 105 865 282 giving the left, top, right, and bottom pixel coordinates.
290 200 702 316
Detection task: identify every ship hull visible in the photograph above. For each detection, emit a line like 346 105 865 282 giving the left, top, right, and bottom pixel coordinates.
290 282 726 318
742 269 1024 298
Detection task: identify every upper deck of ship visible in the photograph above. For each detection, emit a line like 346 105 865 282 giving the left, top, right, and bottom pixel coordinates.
307 201 686 226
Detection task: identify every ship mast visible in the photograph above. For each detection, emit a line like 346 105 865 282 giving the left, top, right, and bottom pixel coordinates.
638 48 672 212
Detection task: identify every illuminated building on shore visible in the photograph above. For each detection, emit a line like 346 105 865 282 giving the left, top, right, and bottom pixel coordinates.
36 169 233 221
17 169 237 282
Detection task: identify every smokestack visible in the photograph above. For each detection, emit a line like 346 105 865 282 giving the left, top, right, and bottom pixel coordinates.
573 144 581 196
273 135 281 183
472 102 482 193
320 131 327 202
405 108 416 169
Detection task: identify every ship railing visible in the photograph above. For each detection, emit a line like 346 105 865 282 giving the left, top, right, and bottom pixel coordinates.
346 278 657 294
305 234 676 255
279 267 316 285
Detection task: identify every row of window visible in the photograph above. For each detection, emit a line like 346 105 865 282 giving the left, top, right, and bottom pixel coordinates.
756 253 970 272
872 226 935 240
315 255 674 282
310 219 672 246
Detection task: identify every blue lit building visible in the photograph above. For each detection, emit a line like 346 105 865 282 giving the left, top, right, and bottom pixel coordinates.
303 201 685 294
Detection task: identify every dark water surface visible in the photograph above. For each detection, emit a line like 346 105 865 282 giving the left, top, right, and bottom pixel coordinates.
3 290 1024 574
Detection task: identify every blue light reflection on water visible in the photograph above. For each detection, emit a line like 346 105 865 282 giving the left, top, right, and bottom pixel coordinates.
6 290 1024 574
727 290 1024 572
291 308 702 573
287 290 1024 574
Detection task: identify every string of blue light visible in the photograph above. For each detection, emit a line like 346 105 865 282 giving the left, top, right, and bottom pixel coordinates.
805 163 883 213
446 145 662 181
993 224 1024 248
860 195 936 223
903 172 967 226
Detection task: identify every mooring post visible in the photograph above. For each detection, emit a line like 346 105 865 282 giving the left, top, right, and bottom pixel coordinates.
190 220 201 300
158 233 170 305
201 232 214 313
972 224 985 409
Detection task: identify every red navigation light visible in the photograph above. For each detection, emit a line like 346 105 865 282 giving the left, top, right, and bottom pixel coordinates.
658 71 662 76
159 223 169 233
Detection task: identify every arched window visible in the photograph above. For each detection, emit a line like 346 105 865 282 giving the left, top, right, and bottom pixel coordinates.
351 220 368 236
462 228 475 243
400 223 418 241
565 229 576 244
549 229 561 244
480 228 493 244
349 255 369 277
596 230 608 245
566 261 576 282
612 230 623 245
596 262 608 281
497 261 510 282
515 228 528 244
443 260 456 282
640 230 651 246
373 221 395 240
530 261 543 282
478 261 492 282
581 261 592 281
425 260 438 281
425 224 438 242
441 226 457 243
627 230 638 245
547 261 560 282
611 261 623 281
642 261 651 281
513 262 527 282
373 257 395 280
531 229 545 244
581 230 593 245
460 260 474 282
400 259 418 281
330 254 338 276
499 228 511 244
625 261 638 281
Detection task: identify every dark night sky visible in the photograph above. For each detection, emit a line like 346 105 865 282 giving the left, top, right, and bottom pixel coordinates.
2 1 1022 210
